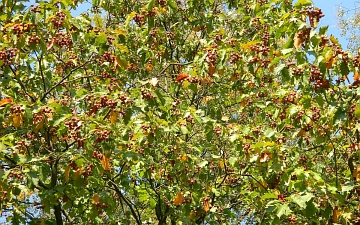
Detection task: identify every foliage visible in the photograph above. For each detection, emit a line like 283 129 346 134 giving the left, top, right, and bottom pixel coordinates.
0 0 360 224
337 1 360 53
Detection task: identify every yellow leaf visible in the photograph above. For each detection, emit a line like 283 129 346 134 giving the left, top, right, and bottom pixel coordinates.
115 57 128 69
92 193 101 204
110 111 118 123
181 154 188 162
173 191 183 206
113 29 127 36
182 80 190 88
0 97 13 107
274 189 280 196
146 63 153 72
193 26 201 32
219 160 225 168
294 33 302 50
64 166 71 182
203 198 210 212
330 35 339 45
332 208 341 222
74 168 82 180
100 154 111 171
12 113 23 128
353 165 360 181
241 40 260 51
34 119 44 133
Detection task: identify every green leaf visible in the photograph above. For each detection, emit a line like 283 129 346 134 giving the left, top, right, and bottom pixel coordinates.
340 62 349 76
264 128 275 138
261 193 278 200
198 161 208 168
228 157 237 167
294 0 313 8
288 193 314 209
147 0 155 10
95 32 107 45
167 0 178 10
180 126 189 134
342 182 355 192
276 204 292 218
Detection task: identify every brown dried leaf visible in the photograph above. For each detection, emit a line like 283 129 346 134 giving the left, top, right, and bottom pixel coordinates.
353 165 360 181
208 63 215 76
110 111 118 123
92 193 101 204
12 113 23 128
294 33 302 50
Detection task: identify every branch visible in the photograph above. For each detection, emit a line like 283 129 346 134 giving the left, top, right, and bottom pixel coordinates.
40 55 93 102
9 65 36 102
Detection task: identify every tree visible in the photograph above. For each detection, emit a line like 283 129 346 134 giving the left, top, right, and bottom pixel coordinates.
337 1 360 53
0 0 360 224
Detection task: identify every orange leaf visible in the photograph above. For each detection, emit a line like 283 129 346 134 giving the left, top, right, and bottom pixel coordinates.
354 73 360 81
100 154 111 171
208 63 215 76
110 111 118 123
146 63 153 72
0 97 13 107
297 129 305 137
203 198 210 212
64 166 71 182
173 191 183 206
176 73 188 82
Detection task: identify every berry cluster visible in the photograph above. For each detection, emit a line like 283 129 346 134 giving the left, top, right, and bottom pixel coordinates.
311 106 320 121
319 35 329 47
101 51 115 64
8 170 24 180
10 104 24 116
133 14 145 26
51 11 66 29
292 67 304 76
284 91 297 104
205 49 217 65
64 117 82 139
127 63 139 72
276 136 287 144
15 140 29 155
348 103 356 119
86 95 118 115
294 110 304 120
5 23 36 36
141 89 156 100
214 34 222 43
249 45 270 56
310 66 329 90
300 7 324 28
95 129 111 142
0 191 9 203
157 0 167 7
53 32 72 48
30 4 41 13
352 54 360 67
229 52 242 64
0 48 17 67
28 32 41 45
213 125 222 137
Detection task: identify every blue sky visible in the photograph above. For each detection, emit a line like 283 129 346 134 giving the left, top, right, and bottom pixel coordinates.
313 0 358 50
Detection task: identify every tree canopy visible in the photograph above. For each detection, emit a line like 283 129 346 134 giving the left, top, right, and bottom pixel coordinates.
1 0 360 224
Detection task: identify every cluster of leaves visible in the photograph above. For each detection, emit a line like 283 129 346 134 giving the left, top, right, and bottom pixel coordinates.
1 0 360 224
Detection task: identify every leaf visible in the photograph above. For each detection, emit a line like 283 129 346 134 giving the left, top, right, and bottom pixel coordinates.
276 204 292 218
294 33 302 50
92 193 100 204
0 97 13 107
353 165 360 181
64 166 71 182
12 113 23 128
228 157 237 166
149 77 159 87
34 119 44 133
203 198 210 212
259 151 272 163
100 154 111 171
110 111 118 123
332 208 342 222
176 73 188 82
294 0 313 8
264 128 275 138
208 63 215 76
125 11 137 27
167 0 178 10
198 160 208 168
330 35 339 45
146 63 153 72
147 0 155 10
113 29 127 36
261 193 278 200
288 193 314 209
354 73 360 81
173 192 183 206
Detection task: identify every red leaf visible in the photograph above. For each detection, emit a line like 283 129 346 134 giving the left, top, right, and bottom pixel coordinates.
176 73 188 82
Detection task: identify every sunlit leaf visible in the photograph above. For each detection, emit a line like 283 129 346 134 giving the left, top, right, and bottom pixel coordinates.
173 192 183 206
